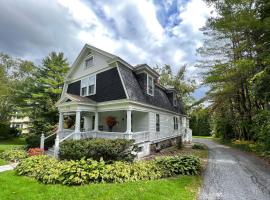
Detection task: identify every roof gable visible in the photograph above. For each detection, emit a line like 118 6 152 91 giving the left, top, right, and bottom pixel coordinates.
66 44 117 80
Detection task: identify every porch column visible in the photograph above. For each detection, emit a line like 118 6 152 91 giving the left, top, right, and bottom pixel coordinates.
74 111 81 140
58 112 64 132
94 111 98 131
126 109 132 134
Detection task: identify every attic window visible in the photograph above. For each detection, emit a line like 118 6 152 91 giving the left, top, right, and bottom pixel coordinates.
147 74 154 96
85 56 93 69
173 93 177 106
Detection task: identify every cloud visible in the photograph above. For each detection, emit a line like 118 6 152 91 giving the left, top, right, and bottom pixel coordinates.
0 0 213 98
0 0 82 63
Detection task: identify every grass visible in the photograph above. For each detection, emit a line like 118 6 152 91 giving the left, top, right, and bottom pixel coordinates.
0 137 25 152
212 138 270 161
0 171 201 200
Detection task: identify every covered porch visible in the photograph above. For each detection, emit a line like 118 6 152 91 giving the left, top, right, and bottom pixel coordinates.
57 109 150 144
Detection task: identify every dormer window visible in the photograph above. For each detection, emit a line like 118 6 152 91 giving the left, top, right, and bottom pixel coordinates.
173 93 177 106
80 75 96 96
147 74 154 96
85 56 93 69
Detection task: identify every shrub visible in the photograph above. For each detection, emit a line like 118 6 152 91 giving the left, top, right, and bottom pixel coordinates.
59 138 138 162
60 159 107 185
25 134 55 149
192 143 207 150
101 161 162 183
28 148 44 156
1 148 27 162
15 155 201 185
155 156 201 177
16 155 64 184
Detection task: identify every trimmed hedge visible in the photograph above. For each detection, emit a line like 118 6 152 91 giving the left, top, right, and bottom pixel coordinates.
15 155 201 185
59 138 138 162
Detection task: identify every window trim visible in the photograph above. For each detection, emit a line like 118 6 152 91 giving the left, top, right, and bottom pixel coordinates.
80 75 96 97
84 55 94 69
147 74 154 96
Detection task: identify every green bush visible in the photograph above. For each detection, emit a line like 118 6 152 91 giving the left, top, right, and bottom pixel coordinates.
155 156 201 177
1 148 27 162
15 155 201 185
101 161 162 183
192 143 207 150
25 134 55 149
59 138 138 162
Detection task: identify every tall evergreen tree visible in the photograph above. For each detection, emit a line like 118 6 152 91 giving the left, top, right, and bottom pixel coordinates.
29 52 69 135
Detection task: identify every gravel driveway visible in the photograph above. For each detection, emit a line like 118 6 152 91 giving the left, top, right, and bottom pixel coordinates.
194 138 270 200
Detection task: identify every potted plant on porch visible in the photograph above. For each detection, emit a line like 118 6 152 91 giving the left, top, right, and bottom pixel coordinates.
106 116 118 132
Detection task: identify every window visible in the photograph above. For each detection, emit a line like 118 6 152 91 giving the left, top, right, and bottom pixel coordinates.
173 117 178 130
80 75 96 96
85 56 93 69
156 114 160 132
173 93 177 106
88 76 96 95
147 74 154 96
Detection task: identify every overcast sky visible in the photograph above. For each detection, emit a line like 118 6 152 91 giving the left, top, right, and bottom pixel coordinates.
0 0 213 99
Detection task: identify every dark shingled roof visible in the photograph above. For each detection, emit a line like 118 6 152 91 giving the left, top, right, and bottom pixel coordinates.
118 62 185 114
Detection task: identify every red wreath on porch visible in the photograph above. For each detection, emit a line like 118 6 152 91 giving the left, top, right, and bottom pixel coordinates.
106 116 118 131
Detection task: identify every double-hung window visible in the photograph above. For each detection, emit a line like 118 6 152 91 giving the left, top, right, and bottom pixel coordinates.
81 78 88 96
88 76 96 95
147 74 154 96
156 114 160 132
80 75 96 96
173 117 178 130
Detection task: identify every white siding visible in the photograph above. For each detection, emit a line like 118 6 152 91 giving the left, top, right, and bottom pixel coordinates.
70 49 112 81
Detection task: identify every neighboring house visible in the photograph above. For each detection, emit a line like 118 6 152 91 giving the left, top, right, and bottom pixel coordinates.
10 114 30 134
42 44 192 158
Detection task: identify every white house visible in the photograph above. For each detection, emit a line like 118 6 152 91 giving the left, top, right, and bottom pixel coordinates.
41 44 192 158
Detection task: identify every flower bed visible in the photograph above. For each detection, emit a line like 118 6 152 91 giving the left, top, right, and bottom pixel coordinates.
15 155 201 185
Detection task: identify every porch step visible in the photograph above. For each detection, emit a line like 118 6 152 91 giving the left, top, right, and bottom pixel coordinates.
45 147 55 157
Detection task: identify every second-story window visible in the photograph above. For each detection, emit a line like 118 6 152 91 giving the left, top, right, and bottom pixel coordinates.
173 117 178 130
88 75 96 95
80 75 96 96
147 74 154 96
85 56 93 69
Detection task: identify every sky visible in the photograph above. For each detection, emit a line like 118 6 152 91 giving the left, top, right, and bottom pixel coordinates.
0 0 213 99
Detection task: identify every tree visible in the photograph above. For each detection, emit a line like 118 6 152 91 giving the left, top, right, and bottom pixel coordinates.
190 106 211 136
197 0 270 149
0 53 36 122
28 52 69 135
155 64 196 109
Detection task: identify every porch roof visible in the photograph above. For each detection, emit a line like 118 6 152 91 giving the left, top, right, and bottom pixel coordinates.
57 93 96 105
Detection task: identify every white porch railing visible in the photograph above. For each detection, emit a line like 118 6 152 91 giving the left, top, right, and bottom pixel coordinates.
80 130 150 144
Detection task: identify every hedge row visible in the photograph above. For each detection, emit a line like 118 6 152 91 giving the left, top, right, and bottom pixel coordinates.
15 155 201 185
59 138 138 162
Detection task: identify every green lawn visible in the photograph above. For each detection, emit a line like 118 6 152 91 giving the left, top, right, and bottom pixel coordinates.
0 137 25 152
0 171 200 200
